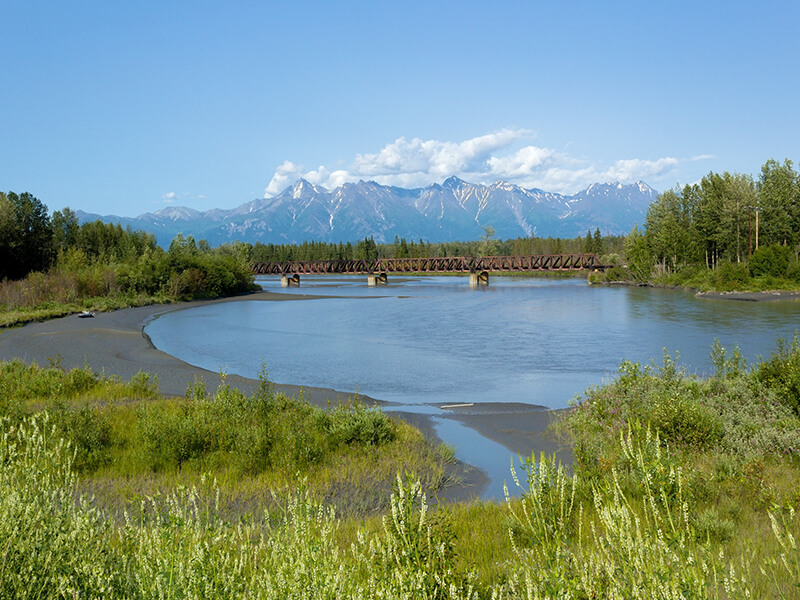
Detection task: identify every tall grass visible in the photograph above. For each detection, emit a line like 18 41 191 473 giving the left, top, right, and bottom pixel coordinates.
4 412 798 599
0 415 475 599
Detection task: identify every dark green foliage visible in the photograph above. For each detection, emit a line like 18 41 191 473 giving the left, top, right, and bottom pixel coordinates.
787 262 800 282
51 207 79 252
75 219 158 262
328 402 396 446
713 261 750 289
0 191 55 280
748 244 791 277
755 333 800 414
134 375 396 475
248 232 624 263
354 236 379 260
161 234 255 300
0 217 258 321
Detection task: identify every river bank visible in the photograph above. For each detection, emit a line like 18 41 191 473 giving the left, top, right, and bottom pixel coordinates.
0 290 571 500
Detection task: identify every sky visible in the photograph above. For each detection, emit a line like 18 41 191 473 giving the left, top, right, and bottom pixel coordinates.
2 1 799 217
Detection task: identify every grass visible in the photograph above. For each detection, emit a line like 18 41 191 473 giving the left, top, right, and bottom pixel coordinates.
0 359 455 517
2 339 800 597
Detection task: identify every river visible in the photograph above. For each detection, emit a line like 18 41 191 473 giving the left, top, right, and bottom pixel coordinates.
144 275 800 497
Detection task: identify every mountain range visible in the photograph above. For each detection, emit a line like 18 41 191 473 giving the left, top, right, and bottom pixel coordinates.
76 178 658 247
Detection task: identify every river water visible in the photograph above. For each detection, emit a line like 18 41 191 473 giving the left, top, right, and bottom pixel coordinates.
145 275 800 497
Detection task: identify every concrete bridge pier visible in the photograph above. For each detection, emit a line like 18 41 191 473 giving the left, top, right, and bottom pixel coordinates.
469 271 489 288
281 274 301 287
367 272 388 286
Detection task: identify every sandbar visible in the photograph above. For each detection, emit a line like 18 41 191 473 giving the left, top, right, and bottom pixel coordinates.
696 290 800 302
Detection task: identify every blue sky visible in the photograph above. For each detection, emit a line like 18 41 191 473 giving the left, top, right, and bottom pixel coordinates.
2 1 798 216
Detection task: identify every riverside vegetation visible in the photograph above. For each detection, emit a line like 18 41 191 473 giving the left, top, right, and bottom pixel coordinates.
1 337 800 598
595 158 800 292
0 191 257 328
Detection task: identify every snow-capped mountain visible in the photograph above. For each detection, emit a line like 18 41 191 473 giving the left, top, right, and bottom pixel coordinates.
76 178 658 246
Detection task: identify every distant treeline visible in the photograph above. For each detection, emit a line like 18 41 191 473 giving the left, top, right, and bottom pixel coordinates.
249 227 622 263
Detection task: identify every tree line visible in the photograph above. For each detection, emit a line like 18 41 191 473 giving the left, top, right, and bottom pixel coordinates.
248 227 619 264
0 192 257 323
624 158 800 284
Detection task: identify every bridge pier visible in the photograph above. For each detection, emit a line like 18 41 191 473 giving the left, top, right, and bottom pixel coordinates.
281 274 300 287
469 271 489 288
367 272 388 287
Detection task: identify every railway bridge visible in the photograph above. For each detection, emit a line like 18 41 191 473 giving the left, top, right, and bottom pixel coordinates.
251 253 606 287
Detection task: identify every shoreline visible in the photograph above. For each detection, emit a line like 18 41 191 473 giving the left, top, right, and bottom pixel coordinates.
602 280 800 302
695 289 800 302
0 290 571 501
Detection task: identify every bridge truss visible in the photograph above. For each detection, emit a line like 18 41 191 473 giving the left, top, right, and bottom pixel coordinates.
251 253 604 275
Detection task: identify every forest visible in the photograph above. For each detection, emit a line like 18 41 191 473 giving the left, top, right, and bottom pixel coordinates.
619 158 800 289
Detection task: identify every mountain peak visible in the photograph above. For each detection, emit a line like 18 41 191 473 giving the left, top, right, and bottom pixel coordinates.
442 176 466 189
148 206 202 221
291 178 326 199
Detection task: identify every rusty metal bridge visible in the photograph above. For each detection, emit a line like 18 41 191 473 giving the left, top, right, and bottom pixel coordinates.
252 253 604 287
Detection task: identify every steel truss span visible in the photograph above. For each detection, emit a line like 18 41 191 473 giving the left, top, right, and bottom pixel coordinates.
251 254 604 275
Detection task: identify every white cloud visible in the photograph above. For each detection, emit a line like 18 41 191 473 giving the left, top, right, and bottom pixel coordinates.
487 145 554 178
263 131 685 197
692 154 714 161
264 160 306 196
604 157 679 182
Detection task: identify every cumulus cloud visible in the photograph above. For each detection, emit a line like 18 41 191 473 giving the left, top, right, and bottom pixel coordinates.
162 192 177 203
263 131 686 197
264 160 307 196
604 157 679 182
487 145 554 178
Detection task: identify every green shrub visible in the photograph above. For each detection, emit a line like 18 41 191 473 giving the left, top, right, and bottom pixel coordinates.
749 243 791 278
650 392 722 449
129 370 160 397
50 402 112 472
755 332 800 414
327 402 396 446
786 261 800 282
693 507 735 543
714 260 750 289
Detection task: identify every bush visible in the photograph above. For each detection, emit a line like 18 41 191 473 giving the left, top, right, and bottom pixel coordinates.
754 333 800 414
787 260 800 282
50 402 112 472
713 261 749 289
748 244 791 278
650 392 722 449
327 402 396 446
